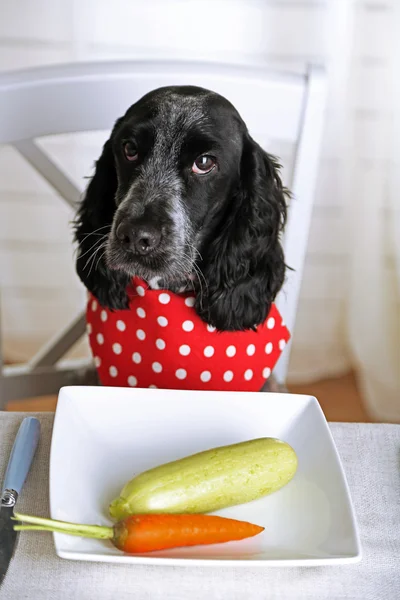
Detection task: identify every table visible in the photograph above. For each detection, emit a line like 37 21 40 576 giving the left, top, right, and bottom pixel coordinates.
1 413 399 600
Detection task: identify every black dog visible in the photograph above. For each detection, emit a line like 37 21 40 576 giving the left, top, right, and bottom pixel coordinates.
75 85 289 332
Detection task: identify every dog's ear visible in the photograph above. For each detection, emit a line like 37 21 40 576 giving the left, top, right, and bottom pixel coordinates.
196 136 289 331
74 130 130 309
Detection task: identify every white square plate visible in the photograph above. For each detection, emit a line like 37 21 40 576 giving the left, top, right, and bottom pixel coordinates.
49 386 361 567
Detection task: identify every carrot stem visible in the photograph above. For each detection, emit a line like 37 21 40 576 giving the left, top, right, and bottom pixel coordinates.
13 512 113 540
14 525 96 537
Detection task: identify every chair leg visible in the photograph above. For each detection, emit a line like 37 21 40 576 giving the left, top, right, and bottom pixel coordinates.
260 375 288 393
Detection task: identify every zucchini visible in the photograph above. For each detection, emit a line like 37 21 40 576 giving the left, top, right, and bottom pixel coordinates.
109 438 297 520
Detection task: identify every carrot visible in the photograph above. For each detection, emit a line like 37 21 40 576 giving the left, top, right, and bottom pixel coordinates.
13 512 264 553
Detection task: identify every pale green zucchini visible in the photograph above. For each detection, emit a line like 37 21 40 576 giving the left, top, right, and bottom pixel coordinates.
109 437 297 521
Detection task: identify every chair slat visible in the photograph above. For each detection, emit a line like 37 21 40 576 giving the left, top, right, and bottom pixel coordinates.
274 66 327 383
0 61 305 144
14 140 81 208
29 313 87 369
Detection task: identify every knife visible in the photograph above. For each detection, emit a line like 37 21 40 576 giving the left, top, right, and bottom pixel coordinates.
0 417 40 583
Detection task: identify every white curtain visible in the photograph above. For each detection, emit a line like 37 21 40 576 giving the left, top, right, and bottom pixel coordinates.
0 0 399 420
325 1 400 422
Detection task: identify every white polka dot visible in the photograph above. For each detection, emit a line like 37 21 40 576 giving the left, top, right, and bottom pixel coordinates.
265 342 273 354
179 344 191 356
136 307 146 319
200 371 212 382
96 333 104 345
204 345 214 357
136 285 145 296
176 368 187 380
279 339 287 350
244 369 253 381
149 384 157 389
101 310 108 322
267 317 275 329
152 362 163 373
94 356 101 368
185 297 195 307
226 345 236 357
112 343 122 355
128 376 137 387
91 300 98 312
159 293 171 304
136 329 146 340
223 370 234 382
132 352 141 364
263 367 271 379
182 320 194 332
207 324 216 332
246 344 256 356
109 366 118 378
86 323 93 335
116 320 126 331
156 338 166 350
157 316 168 327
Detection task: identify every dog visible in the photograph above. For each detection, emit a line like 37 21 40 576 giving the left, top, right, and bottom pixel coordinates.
74 86 290 391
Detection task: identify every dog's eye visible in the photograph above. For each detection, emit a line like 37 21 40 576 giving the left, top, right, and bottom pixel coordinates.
192 155 216 174
123 142 138 162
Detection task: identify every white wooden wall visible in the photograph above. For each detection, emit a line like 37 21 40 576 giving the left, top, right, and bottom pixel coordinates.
0 0 395 383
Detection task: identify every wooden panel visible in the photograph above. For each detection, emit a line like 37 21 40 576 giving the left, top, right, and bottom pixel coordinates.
0 250 80 287
0 199 73 243
0 0 72 43
1 295 85 336
0 43 72 72
83 0 327 58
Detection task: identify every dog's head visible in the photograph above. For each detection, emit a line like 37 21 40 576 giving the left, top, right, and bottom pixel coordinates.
75 85 289 330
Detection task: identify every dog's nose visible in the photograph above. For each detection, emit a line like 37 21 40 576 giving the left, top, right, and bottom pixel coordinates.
116 222 162 255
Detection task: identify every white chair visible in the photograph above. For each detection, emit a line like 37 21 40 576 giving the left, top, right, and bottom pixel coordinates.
0 60 327 408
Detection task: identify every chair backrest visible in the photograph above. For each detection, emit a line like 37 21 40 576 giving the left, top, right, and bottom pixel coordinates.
0 60 327 383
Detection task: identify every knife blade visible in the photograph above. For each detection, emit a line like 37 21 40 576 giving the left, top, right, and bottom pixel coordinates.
0 417 40 584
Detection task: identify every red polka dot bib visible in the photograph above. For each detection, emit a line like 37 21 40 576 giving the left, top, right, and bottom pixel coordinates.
87 278 290 391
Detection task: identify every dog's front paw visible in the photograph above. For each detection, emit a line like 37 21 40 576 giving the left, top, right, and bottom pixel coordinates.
92 272 130 310
195 287 269 332
77 258 130 310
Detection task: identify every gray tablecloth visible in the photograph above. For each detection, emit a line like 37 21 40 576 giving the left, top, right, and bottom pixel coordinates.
0 413 399 600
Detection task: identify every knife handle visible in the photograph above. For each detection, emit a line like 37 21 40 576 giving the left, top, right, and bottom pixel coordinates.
2 417 40 496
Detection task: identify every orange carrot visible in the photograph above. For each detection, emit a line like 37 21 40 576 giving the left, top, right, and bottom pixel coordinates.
13 512 264 553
